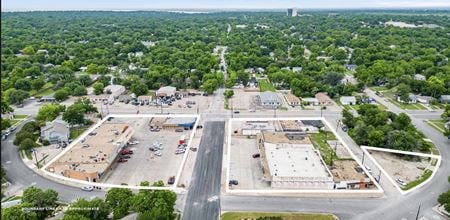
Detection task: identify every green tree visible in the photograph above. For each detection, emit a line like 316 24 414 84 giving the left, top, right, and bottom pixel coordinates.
342 108 355 128
1 204 38 220
6 89 29 104
437 177 450 213
73 85 87 96
54 89 70 102
392 113 412 130
22 186 58 220
386 130 419 151
368 129 385 147
224 90 234 99
19 138 37 151
14 79 31 91
23 45 35 55
396 83 411 103
36 103 64 122
31 78 46 91
78 75 93 86
63 104 86 126
131 82 148 96
202 79 218 95
93 82 105 95
106 188 133 219
131 181 177 219
62 213 90 220
64 198 110 220
1 97 13 113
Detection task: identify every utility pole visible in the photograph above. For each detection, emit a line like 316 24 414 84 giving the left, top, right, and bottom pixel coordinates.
33 149 39 168
362 150 365 164
415 204 421 220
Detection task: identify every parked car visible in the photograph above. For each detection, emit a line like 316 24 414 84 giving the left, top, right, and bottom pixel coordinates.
233 110 240 114
167 176 175 185
120 149 133 155
118 158 128 163
252 153 260 158
154 151 162 157
150 128 160 132
81 186 94 191
175 150 185 155
229 180 239 185
120 155 131 159
175 128 184 132
197 125 203 129
342 126 348 132
396 178 406 186
149 147 156 151
365 166 372 174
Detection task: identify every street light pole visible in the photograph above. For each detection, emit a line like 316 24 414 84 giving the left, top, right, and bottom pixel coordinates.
362 150 365 164
33 149 39 168
415 204 421 220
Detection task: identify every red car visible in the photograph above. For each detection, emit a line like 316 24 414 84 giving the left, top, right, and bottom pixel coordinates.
120 149 133 155
118 158 128 163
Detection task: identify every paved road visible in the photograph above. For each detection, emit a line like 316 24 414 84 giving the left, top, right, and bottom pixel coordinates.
1 119 104 203
182 121 225 220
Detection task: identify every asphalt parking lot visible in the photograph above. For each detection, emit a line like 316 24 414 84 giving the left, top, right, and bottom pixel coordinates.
229 136 269 190
103 117 193 186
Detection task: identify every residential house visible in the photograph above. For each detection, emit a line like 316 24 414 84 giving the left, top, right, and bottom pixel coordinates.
40 94 56 102
301 97 320 106
440 95 450 104
344 64 357 72
284 94 301 107
315 92 334 106
244 68 255 74
340 96 357 105
292 67 302 72
414 74 426 81
417 95 434 104
256 67 265 74
397 93 418 104
259 92 282 109
40 119 70 144
247 77 258 88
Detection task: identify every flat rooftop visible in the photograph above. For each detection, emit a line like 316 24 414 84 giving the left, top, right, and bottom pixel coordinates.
263 142 332 181
48 123 134 176
279 120 303 131
165 117 196 125
262 131 311 145
242 121 276 131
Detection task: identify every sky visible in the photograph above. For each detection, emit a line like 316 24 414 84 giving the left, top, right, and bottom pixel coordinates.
2 0 450 11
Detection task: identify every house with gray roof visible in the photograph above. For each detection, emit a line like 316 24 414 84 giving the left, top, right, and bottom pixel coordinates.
259 92 281 109
41 119 70 144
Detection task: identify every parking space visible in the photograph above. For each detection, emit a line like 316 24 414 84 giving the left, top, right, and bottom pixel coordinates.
228 90 260 110
102 117 194 186
229 136 269 190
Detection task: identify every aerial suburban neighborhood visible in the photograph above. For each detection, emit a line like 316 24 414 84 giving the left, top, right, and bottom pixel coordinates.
1 2 450 220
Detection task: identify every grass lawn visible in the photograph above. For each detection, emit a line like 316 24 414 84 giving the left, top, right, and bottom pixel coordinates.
70 127 88 139
30 82 54 97
10 119 22 126
309 131 338 166
401 169 432 191
13 115 28 119
381 89 427 110
222 212 336 220
425 120 446 134
258 79 276 92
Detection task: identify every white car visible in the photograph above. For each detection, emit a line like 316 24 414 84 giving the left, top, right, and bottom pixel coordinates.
396 178 406 186
365 166 373 174
154 151 162 157
81 186 94 191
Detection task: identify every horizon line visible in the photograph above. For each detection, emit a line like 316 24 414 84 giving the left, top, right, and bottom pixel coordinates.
2 7 450 13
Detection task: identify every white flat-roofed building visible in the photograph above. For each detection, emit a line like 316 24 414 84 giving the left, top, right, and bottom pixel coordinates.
258 131 334 189
241 121 276 136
